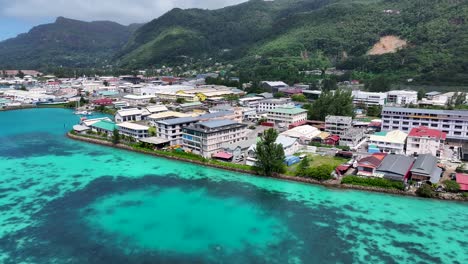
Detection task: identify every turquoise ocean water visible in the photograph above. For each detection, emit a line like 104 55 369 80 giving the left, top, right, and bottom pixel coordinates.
0 108 466 263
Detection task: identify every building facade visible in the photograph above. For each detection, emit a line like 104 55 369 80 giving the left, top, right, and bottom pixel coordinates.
155 117 199 146
352 91 387 106
267 106 307 127
117 122 149 139
325 115 352 135
406 126 446 157
368 130 408 154
182 120 248 158
386 90 418 105
257 98 293 112
381 107 468 142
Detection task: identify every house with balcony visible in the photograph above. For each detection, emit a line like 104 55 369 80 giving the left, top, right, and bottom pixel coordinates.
182 119 248 158
115 108 144 123
155 117 199 146
368 130 408 154
406 127 446 157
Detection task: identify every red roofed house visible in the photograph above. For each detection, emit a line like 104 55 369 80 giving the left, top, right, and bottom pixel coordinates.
355 153 387 176
406 126 446 157
325 135 340 146
93 98 114 106
455 173 468 191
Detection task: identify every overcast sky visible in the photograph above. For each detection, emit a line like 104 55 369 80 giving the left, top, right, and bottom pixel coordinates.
0 0 248 40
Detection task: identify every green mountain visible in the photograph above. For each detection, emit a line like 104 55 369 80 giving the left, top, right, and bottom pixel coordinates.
0 17 140 69
118 0 468 84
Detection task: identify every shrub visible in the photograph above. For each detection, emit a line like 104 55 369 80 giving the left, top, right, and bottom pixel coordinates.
443 180 460 193
303 164 334 181
416 184 435 198
341 176 405 190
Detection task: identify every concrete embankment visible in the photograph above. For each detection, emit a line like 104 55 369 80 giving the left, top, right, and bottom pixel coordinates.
67 133 467 202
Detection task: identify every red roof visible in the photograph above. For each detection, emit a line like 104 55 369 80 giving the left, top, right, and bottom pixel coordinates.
456 173 468 191
212 152 233 160
408 126 446 140
328 135 340 141
357 153 387 168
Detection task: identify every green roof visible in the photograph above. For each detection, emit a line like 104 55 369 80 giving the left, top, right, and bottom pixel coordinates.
270 106 307 115
92 120 116 131
374 131 388 136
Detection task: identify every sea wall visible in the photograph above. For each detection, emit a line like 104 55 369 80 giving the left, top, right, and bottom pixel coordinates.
67 133 467 202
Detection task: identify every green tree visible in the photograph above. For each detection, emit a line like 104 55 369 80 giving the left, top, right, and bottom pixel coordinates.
291 94 307 102
176 98 186 104
274 92 285 98
365 76 392 92
443 180 460 193
254 128 285 176
307 51 331 77
417 88 426 101
416 184 434 198
295 156 310 176
305 164 334 181
367 105 382 117
149 98 156 104
322 76 337 92
308 89 354 121
148 127 157 137
112 128 120 144
16 70 25 79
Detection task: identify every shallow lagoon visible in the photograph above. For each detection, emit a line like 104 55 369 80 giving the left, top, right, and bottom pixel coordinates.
0 108 466 263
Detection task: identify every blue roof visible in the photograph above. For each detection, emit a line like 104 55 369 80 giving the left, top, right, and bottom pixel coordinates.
198 111 234 119
158 117 198 125
199 119 238 128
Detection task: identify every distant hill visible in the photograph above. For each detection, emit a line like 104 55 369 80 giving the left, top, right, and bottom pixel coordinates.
117 0 468 84
0 17 141 69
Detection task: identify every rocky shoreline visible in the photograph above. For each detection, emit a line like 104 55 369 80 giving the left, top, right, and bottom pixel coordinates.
67 133 467 202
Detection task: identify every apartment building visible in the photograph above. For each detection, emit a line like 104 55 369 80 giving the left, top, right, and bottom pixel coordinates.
325 115 352 135
339 127 366 148
406 126 446 157
155 117 199 145
352 90 387 106
381 107 468 141
386 90 418 105
182 119 248 158
115 108 143 123
266 105 307 127
257 98 293 112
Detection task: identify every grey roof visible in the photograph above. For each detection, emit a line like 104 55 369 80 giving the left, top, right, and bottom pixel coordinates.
157 117 198 126
257 92 273 99
411 154 438 177
376 154 415 178
426 91 441 96
198 110 234 119
383 106 468 117
325 115 352 123
430 167 442 184
199 119 238 129
139 137 170 145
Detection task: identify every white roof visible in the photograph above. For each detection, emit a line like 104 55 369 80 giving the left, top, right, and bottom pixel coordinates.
281 125 321 140
81 117 112 126
370 130 408 144
262 81 288 87
116 108 143 117
123 94 155 100
148 111 191 120
117 122 149 130
146 105 168 113
239 97 264 102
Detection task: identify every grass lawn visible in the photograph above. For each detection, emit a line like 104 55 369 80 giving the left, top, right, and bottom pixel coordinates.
285 154 349 176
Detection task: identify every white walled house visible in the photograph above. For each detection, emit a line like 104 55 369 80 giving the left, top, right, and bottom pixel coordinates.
352 90 387 106
257 98 293 112
368 130 408 154
406 127 446 157
115 108 143 123
117 122 149 139
387 90 418 105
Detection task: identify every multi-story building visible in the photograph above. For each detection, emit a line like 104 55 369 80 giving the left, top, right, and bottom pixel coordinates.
238 96 265 108
325 115 352 135
368 130 408 154
117 122 149 139
381 107 468 142
406 127 446 157
182 119 248 158
266 106 307 127
155 117 199 145
115 108 143 123
257 98 293 112
352 90 387 106
339 127 367 148
386 90 418 105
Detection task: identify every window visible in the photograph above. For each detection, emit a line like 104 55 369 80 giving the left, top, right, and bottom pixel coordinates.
454 132 461 136
443 125 450 128
455 125 462 129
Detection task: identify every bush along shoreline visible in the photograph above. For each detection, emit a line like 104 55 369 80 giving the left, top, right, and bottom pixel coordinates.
67 132 467 202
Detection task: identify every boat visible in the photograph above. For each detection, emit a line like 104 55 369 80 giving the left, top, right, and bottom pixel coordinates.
74 110 93 116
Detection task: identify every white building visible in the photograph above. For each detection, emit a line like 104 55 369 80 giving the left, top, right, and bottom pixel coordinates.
369 130 408 154
339 127 367 149
325 115 352 135
280 125 321 144
381 106 468 141
117 122 149 139
238 96 265 108
182 119 248 158
406 127 446 157
352 90 387 106
266 106 307 127
115 108 143 123
155 117 199 145
246 135 300 166
386 90 418 105
257 98 293 112
123 95 156 106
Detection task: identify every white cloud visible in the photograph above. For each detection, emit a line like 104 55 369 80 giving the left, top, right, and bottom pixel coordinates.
0 0 248 24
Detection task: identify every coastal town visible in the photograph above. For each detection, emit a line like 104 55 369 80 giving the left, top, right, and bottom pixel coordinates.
1 70 467 200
